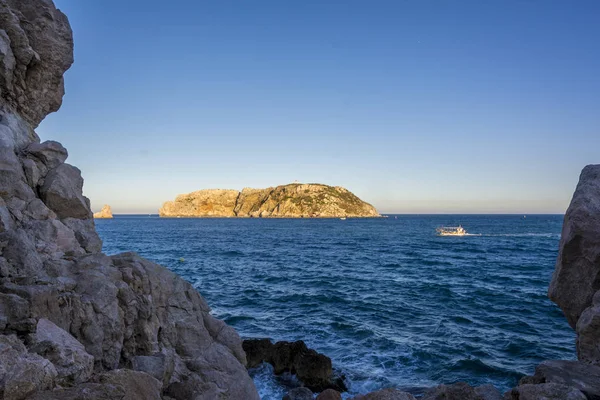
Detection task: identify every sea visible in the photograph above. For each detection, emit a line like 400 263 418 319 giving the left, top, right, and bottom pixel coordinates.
96 214 575 399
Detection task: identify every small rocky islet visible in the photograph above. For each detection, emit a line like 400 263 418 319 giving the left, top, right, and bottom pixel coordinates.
0 0 599 399
93 205 113 219
158 183 380 218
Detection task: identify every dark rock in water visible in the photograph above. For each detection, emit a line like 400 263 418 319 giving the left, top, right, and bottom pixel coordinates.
316 389 342 400
529 360 600 400
504 383 586 400
244 337 273 368
243 338 347 392
350 388 416 400
294 346 335 391
283 387 314 400
271 341 310 375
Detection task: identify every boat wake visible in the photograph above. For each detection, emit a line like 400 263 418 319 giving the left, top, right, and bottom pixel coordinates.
436 225 473 237
479 233 560 238
436 226 558 238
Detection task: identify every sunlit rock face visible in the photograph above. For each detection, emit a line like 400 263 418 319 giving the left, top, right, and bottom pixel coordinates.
160 183 381 218
549 164 600 365
0 0 259 398
93 204 113 219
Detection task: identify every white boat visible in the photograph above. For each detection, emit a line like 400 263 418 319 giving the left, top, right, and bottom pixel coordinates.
340 217 347 220
436 225 467 236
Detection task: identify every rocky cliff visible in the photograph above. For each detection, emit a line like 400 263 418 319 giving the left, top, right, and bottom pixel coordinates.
0 1 258 399
159 183 381 218
93 204 113 219
549 164 600 365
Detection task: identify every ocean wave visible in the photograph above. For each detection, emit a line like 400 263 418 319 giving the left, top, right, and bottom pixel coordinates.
96 215 575 398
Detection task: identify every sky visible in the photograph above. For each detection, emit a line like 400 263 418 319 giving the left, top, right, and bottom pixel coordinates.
39 0 600 214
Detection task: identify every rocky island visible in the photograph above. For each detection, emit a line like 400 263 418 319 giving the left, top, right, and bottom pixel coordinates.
159 183 380 218
93 204 113 219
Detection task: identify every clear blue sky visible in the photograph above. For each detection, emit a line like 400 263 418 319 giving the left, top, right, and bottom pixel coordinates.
39 0 599 214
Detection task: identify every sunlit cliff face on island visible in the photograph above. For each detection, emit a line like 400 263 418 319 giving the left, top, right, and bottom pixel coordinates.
159 183 380 218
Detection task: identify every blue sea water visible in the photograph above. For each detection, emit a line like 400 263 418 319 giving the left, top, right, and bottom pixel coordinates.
96 215 575 398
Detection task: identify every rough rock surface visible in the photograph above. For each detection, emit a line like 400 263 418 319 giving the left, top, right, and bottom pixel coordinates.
93 204 113 219
243 338 346 392
577 288 600 365
547 164 600 366
549 165 600 329
349 388 416 400
0 0 73 128
283 387 314 400
0 334 58 400
0 0 259 398
527 360 600 400
421 382 490 400
29 318 94 385
475 384 503 400
99 369 162 400
159 183 380 218
28 383 126 400
503 383 586 400
316 389 342 400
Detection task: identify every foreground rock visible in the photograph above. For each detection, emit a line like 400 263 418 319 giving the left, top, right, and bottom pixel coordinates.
549 164 600 329
29 318 94 385
317 389 343 400
93 204 113 219
548 165 600 364
350 388 416 400
283 387 314 400
504 383 586 400
517 360 600 400
243 338 346 392
0 0 259 398
159 183 380 218
421 382 502 400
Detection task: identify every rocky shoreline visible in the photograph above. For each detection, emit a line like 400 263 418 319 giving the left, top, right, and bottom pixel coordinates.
0 0 598 399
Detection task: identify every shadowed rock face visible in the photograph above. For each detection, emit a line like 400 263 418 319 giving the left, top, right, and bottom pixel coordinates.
548 164 600 365
243 338 347 392
160 183 381 218
349 388 416 400
504 383 587 400
0 1 259 398
549 165 600 327
0 0 74 128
